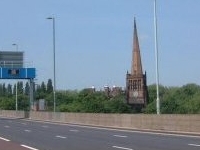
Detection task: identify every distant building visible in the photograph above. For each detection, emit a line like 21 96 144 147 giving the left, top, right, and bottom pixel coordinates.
126 18 148 110
104 85 110 97
84 86 96 93
111 86 123 97
103 85 123 98
33 99 47 111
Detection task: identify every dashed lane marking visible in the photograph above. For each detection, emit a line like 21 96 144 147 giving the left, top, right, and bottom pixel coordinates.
0 137 10 141
69 129 79 132
4 125 10 128
188 143 200 147
113 135 127 138
112 146 133 150
21 144 39 150
24 129 31 132
56 135 67 139
0 136 38 150
23 119 200 139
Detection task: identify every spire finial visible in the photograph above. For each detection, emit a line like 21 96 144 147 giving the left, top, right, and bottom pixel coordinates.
134 16 136 27
133 17 137 38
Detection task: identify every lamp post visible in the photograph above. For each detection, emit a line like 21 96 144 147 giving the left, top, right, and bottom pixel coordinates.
15 83 18 111
47 17 56 112
12 43 18 111
12 43 18 51
12 43 18 67
154 0 160 114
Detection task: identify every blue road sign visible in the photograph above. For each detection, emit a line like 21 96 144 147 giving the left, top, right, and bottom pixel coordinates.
0 68 36 79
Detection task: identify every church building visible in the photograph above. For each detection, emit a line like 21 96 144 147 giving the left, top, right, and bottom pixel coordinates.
126 18 148 110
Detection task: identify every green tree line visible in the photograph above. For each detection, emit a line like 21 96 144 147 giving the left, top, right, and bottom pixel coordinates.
146 83 200 114
0 80 200 114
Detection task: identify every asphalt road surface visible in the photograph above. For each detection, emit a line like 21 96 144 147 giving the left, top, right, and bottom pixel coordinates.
0 117 200 150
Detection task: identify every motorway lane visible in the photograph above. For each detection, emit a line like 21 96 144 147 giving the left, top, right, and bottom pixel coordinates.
0 118 200 150
0 137 35 150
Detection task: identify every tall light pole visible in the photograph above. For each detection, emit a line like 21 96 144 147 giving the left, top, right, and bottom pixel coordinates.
12 43 18 111
15 83 18 111
12 43 18 67
154 0 160 114
12 43 18 51
47 17 56 112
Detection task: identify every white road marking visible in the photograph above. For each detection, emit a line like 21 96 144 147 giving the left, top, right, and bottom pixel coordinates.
70 129 79 132
24 119 200 139
4 125 10 128
21 123 27 125
61 123 200 138
21 144 39 150
42 125 48 128
0 137 10 141
112 146 133 150
24 129 31 132
188 143 200 147
56 135 67 139
113 135 127 138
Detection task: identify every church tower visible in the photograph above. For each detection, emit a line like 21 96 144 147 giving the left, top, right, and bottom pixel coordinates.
126 18 148 110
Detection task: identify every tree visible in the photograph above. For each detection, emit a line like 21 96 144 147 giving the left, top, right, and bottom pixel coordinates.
0 84 3 96
35 84 46 100
7 84 12 96
0 97 15 110
25 82 30 95
0 81 200 113
13 84 16 96
145 83 200 114
17 81 24 94
41 82 46 93
175 84 200 113
2 83 6 96
47 79 53 93
104 95 134 113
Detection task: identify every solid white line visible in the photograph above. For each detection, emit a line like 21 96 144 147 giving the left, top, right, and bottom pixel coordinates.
112 146 133 150
56 135 67 139
188 143 200 147
113 135 127 138
21 144 39 150
0 137 10 142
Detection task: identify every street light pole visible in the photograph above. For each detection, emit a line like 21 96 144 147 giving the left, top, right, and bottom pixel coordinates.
47 17 56 112
154 0 160 114
15 83 18 111
12 43 18 111
12 43 18 51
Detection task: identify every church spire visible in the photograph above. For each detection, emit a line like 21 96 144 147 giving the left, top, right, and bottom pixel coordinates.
126 18 148 111
131 18 143 75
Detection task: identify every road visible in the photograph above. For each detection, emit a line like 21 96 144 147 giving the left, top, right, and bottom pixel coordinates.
0 117 200 150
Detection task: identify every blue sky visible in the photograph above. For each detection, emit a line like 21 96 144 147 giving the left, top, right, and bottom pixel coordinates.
0 0 200 90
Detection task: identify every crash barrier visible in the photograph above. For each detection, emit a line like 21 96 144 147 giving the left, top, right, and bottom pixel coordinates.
0 110 26 118
0 110 199 134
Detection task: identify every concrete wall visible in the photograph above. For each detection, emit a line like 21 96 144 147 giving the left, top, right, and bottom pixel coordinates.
0 110 200 134
0 110 26 118
29 112 200 134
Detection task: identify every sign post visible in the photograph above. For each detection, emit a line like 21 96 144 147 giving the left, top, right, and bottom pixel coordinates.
0 51 36 112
